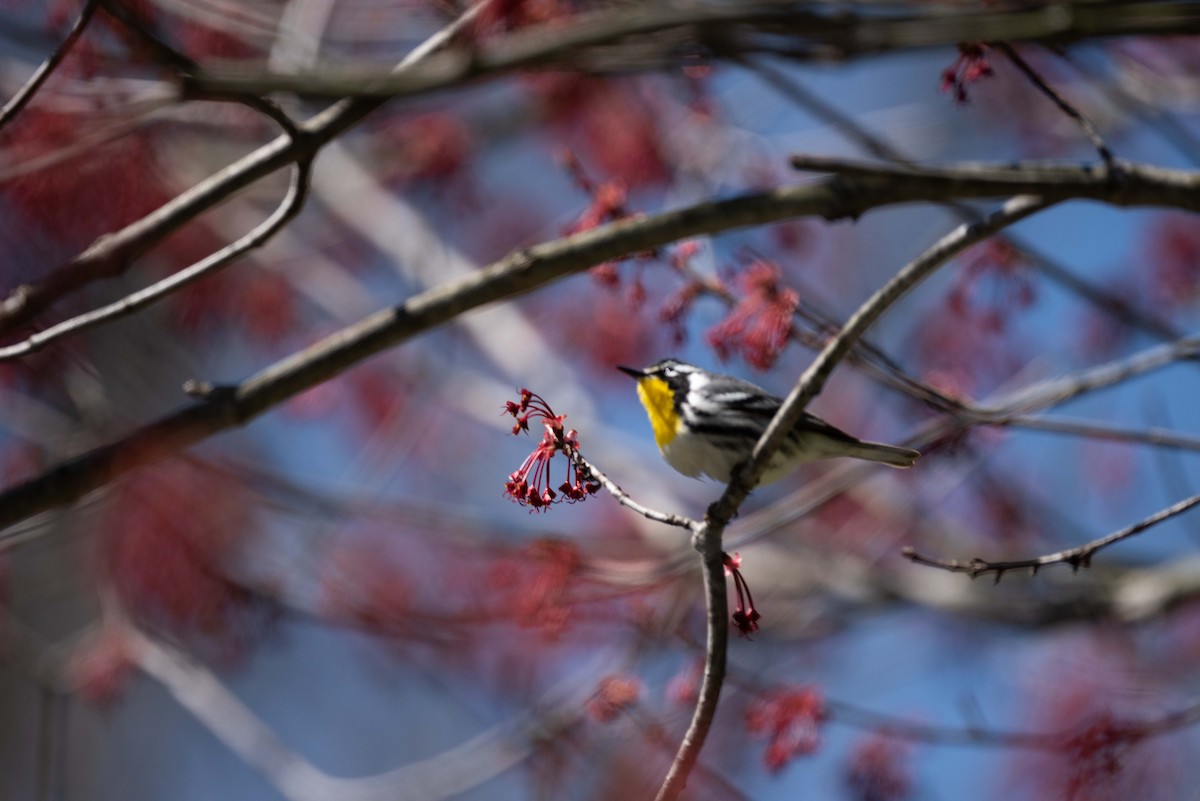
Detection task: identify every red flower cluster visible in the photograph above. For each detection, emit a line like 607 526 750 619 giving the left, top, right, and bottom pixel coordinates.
941 42 993 104
586 673 643 723
1149 213 1200 309
503 390 599 511
948 239 1035 333
724 552 761 636
66 626 135 705
746 685 826 772
707 260 798 371
1061 713 1144 799
489 538 582 635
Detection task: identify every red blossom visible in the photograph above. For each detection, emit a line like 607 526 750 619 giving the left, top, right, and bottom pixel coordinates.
502 389 599 511
0 109 168 262
948 239 1035 333
1060 714 1145 799
845 735 913 801
489 539 582 635
319 538 413 639
586 673 642 722
470 0 565 36
707 260 798 370
561 151 630 238
724 552 761 636
1149 213 1200 308
100 461 263 644
67 626 135 705
660 280 703 347
376 113 473 188
941 42 993 104
746 685 825 771
667 658 703 706
533 75 669 188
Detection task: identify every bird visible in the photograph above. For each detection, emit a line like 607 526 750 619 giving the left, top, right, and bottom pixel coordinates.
618 359 919 484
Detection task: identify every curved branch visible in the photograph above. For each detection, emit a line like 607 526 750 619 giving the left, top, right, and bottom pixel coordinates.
0 0 482 339
0 0 100 131
0 157 311 361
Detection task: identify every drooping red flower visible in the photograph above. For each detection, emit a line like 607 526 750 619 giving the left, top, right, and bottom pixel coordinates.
707 260 798 371
502 389 599 511
533 75 670 189
941 42 993 104
746 684 825 771
724 551 761 637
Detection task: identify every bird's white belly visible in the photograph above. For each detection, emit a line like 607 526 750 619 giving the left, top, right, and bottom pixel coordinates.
661 435 744 483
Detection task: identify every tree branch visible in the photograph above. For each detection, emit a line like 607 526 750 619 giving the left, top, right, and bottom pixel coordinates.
903 493 1200 579
564 445 699 533
996 42 1114 166
0 156 311 361
184 2 1200 98
748 55 1184 343
14 156 1200 537
0 0 99 131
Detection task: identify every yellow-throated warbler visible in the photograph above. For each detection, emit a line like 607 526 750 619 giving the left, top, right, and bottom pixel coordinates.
618 359 919 484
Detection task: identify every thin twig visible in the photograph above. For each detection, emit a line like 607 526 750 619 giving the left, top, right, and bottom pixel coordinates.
996 42 1115 167
564 445 699 532
903 493 1200 579
0 0 100 131
1000 415 1200 453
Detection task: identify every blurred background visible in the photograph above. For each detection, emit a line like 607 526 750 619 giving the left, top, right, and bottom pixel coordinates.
1 2 1200 799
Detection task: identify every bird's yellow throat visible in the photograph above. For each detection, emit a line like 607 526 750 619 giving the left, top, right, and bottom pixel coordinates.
636 376 680 448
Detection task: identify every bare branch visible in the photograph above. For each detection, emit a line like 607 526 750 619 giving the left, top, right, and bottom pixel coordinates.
564 445 699 533
903 493 1200 579
185 2 1200 98
999 416 1200 453
0 0 99 131
0 157 311 361
0 0 484 340
996 42 1114 166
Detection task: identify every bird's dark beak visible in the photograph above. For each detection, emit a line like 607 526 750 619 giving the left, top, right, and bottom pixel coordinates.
617 365 646 379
